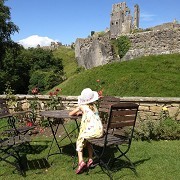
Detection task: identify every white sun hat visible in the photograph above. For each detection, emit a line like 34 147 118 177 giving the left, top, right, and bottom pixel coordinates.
78 88 99 105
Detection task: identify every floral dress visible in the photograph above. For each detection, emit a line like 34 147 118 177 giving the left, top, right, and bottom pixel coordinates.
76 104 103 152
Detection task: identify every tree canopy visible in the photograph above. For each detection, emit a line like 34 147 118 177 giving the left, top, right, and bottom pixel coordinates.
0 1 65 94
0 0 19 65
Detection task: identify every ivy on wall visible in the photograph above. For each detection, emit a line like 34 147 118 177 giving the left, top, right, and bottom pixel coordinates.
111 35 131 59
117 35 131 58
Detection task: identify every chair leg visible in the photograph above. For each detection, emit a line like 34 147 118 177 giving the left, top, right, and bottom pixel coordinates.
90 146 113 180
114 145 137 175
0 149 26 176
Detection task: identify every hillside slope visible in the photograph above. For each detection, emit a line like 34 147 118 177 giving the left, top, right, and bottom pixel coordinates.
53 46 78 78
51 53 180 97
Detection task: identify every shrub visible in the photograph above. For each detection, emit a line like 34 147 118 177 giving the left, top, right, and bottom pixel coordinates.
134 108 180 140
116 36 131 58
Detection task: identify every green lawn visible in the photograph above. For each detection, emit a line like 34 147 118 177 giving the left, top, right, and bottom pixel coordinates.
0 134 179 180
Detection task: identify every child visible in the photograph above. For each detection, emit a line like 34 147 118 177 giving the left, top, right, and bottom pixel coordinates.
69 88 103 174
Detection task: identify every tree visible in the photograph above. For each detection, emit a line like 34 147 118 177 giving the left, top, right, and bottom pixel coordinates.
0 0 19 66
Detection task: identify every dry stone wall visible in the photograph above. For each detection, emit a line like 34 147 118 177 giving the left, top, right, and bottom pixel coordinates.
0 95 179 124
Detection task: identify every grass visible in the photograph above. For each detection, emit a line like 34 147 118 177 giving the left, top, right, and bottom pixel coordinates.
50 53 180 97
53 46 78 78
0 127 180 180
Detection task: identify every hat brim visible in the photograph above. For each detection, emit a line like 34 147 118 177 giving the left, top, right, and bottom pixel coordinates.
78 91 99 105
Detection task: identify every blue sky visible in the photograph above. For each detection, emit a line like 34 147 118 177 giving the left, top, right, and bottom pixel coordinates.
5 0 180 48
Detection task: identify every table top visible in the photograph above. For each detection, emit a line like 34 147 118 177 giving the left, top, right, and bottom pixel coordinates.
39 110 79 119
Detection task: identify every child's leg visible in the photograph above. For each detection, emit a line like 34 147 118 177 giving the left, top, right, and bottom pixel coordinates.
87 142 93 159
78 151 83 163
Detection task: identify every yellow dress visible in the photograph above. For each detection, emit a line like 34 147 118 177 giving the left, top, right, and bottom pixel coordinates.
76 104 103 152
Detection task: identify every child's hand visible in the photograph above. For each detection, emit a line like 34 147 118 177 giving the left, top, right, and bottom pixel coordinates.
76 111 82 116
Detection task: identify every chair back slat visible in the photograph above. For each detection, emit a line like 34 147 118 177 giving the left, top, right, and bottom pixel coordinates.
110 121 135 128
98 96 120 123
106 103 139 134
111 109 137 116
98 96 120 112
111 115 136 122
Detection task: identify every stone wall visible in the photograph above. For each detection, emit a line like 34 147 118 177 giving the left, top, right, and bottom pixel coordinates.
75 32 115 69
75 24 180 69
1 95 179 123
123 24 180 60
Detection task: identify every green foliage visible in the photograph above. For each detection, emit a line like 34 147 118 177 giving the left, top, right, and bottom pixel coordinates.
156 118 180 140
75 66 85 73
46 88 64 110
52 54 180 97
0 0 19 66
29 69 64 93
134 107 180 140
116 35 131 58
3 82 17 109
1 47 64 94
110 39 118 56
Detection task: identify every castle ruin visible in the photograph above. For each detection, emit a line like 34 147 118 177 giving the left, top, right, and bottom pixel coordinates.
75 2 180 69
110 2 140 38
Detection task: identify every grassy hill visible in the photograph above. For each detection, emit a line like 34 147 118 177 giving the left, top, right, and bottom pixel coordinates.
51 52 180 97
53 46 78 78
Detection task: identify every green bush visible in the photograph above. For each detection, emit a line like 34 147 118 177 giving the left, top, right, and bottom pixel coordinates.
116 35 131 58
134 117 180 140
155 118 180 140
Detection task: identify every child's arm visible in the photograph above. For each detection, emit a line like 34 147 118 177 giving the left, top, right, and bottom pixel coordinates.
69 106 82 116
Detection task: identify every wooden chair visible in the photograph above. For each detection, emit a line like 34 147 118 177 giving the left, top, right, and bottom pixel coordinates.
98 96 120 129
87 103 139 179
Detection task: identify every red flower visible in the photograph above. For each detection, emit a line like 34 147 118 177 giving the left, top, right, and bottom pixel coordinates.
98 90 103 97
55 88 60 92
53 91 58 96
32 87 38 94
26 121 33 127
49 92 53 96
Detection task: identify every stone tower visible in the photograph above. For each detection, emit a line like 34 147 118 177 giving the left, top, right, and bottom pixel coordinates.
110 2 140 38
133 4 140 29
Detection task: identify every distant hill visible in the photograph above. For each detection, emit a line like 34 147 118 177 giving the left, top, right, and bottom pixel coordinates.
50 53 180 97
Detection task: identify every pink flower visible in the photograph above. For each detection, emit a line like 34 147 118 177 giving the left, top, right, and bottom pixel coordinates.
96 79 100 82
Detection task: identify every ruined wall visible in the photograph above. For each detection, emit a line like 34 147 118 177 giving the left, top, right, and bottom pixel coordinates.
110 2 139 38
75 32 115 69
123 24 180 60
75 24 180 69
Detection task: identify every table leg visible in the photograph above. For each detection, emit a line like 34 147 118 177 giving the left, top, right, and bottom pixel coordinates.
47 118 62 159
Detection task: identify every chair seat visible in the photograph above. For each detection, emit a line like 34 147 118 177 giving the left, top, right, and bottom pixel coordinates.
88 134 129 147
4 126 35 134
0 134 31 147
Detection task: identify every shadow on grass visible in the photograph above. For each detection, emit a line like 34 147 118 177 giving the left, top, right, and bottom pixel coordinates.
18 143 49 155
21 156 50 171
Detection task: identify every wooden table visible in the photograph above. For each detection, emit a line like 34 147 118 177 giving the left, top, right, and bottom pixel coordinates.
39 110 80 160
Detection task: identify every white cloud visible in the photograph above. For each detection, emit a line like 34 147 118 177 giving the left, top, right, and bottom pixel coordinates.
18 35 58 48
